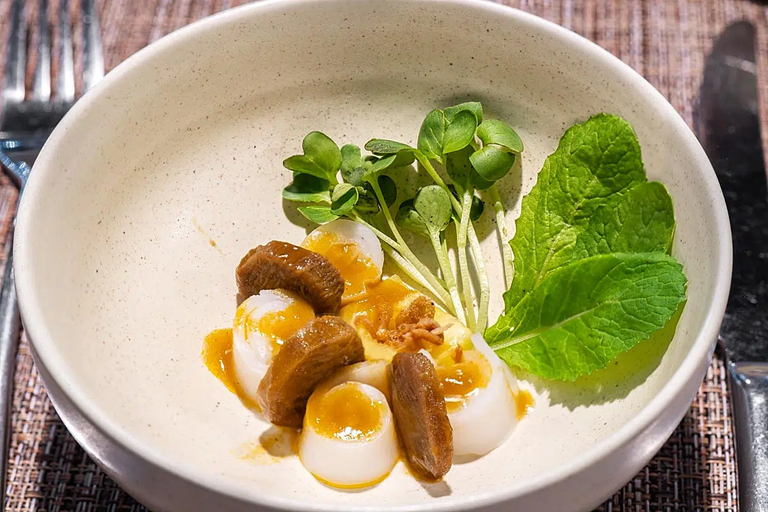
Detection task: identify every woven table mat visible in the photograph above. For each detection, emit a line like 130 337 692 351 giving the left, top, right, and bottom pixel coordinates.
2 0 766 510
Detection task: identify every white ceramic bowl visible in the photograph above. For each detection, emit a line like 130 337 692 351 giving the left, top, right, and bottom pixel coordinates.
14 1 731 511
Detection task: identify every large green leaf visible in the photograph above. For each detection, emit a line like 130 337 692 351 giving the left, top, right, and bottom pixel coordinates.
572 181 675 257
503 180 676 310
504 114 646 307
486 252 687 381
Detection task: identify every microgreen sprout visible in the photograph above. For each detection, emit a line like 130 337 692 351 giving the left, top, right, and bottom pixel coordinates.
280 101 523 332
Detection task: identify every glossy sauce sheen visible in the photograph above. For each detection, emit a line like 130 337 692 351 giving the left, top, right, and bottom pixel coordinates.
202 329 258 409
257 298 314 352
515 389 535 420
438 357 491 412
341 277 413 329
306 383 384 441
302 231 380 303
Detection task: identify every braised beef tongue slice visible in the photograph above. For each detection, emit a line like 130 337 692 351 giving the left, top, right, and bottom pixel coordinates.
257 316 365 427
389 352 453 480
236 241 345 314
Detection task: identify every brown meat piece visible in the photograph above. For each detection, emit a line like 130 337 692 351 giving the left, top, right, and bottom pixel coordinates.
236 241 344 314
389 352 453 480
257 316 365 427
395 296 436 326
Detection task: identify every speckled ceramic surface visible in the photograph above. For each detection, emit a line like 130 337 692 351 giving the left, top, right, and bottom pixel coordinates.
13 1 731 511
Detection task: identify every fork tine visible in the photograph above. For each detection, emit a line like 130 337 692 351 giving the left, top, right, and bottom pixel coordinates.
32 0 52 101
80 0 104 93
56 0 75 102
2 0 27 104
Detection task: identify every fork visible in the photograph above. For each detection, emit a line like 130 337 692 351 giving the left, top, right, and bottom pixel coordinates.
0 0 103 504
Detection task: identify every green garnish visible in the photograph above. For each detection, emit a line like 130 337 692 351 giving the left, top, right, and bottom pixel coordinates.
486 114 687 381
485 252 686 381
281 107 687 382
282 102 520 331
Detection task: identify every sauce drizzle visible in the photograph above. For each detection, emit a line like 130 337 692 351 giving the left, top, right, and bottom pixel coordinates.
306 383 385 442
515 389 535 421
201 328 259 410
303 231 381 303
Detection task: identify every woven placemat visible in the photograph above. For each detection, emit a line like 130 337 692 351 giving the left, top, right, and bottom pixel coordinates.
3 0 767 510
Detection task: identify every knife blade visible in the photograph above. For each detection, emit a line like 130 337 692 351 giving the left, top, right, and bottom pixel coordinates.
697 20 768 511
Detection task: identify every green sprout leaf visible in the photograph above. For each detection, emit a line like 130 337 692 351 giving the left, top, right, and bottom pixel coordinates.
365 151 415 176
470 195 484 221
377 175 398 206
340 145 377 190
444 102 483 123
470 145 516 182
282 173 332 203
357 176 397 213
355 186 380 213
414 185 452 235
365 139 414 155
297 205 339 224
369 154 397 174
471 169 495 190
283 131 342 181
443 110 478 154
341 144 363 179
396 199 429 238
476 119 524 154
330 183 359 216
418 108 479 162
446 146 474 191
417 109 447 162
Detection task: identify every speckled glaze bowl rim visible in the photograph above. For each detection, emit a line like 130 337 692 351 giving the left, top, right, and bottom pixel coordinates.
14 0 733 510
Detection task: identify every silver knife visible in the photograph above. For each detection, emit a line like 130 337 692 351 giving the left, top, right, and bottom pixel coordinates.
697 20 768 511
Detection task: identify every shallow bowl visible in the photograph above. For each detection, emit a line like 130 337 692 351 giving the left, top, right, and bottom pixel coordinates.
14 1 731 511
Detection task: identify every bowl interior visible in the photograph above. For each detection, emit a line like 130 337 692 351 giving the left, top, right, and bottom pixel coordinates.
16 1 727 509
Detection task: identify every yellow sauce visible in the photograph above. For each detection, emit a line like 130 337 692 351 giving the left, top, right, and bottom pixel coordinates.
302 231 381 303
437 353 491 412
341 277 414 330
202 329 238 393
341 277 418 361
306 383 384 442
257 297 314 352
201 328 259 410
515 389 535 421
313 470 392 490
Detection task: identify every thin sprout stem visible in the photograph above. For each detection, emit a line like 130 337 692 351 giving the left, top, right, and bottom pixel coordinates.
456 191 476 331
414 152 449 190
369 178 408 247
489 184 514 289
381 244 454 313
365 215 449 290
351 197 453 311
468 223 490 332
416 151 492 332
428 231 466 326
348 212 400 250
